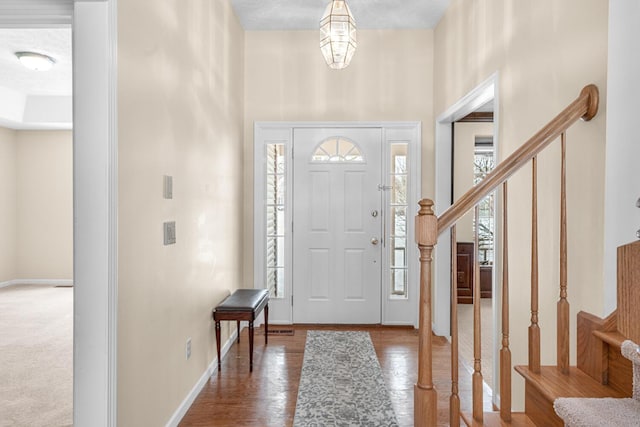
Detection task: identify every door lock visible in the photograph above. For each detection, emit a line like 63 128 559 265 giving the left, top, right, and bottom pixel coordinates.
371 210 378 218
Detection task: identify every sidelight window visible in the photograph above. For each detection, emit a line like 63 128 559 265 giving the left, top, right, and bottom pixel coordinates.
266 144 286 298
389 143 408 298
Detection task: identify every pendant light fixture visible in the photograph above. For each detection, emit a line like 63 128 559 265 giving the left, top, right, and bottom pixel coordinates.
319 0 357 70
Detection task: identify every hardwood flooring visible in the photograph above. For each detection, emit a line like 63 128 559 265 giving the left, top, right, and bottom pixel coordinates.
180 325 477 426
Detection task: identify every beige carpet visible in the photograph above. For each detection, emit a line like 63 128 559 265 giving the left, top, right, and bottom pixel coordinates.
0 284 73 427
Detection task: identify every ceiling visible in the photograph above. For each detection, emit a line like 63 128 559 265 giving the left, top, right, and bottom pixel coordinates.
0 28 72 130
230 0 450 30
0 0 451 130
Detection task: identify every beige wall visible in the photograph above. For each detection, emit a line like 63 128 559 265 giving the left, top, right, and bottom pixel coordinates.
117 0 245 425
453 121 494 242
0 127 17 283
435 0 608 409
244 29 434 286
0 128 72 284
15 130 73 280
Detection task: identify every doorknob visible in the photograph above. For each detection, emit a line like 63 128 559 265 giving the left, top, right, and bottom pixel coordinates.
371 237 379 245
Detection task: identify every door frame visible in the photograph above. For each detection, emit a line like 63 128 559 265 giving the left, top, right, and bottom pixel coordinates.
254 121 421 326
433 73 501 405
0 1 118 425
72 2 118 425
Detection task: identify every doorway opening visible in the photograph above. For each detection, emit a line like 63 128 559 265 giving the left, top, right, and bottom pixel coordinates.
1 2 118 424
433 73 501 408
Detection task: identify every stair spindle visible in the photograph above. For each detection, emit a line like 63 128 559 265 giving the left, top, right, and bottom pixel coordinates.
558 132 570 374
450 225 460 427
500 182 512 421
472 205 484 422
529 156 541 373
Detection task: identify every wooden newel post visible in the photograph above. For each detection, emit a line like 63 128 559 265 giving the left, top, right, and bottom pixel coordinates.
414 199 438 426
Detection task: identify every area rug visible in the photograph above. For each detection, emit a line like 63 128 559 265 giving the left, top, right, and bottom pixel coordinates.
293 331 399 426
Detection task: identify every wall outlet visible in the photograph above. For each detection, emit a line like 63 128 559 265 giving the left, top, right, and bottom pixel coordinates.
186 338 192 360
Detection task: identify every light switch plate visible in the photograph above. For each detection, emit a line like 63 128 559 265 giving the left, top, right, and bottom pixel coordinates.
164 221 176 245
163 175 173 199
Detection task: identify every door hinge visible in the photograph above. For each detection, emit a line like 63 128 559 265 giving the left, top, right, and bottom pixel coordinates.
378 184 392 191
291 295 293 306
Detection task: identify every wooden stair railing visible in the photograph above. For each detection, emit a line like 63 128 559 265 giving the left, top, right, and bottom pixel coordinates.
414 84 600 426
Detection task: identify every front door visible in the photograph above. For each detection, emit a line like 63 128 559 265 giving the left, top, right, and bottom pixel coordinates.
292 128 382 323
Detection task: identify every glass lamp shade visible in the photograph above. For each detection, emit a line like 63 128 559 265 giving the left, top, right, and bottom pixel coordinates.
320 0 357 70
15 52 56 71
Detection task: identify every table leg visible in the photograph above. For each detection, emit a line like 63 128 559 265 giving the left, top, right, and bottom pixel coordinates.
249 320 254 372
236 320 240 343
215 320 221 371
264 304 269 345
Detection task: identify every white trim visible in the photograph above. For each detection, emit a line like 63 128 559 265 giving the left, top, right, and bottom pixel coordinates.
2 2 118 424
433 72 501 406
165 329 239 427
381 125 421 327
433 73 498 336
254 121 421 326
0 0 73 28
253 125 293 323
0 279 74 289
73 1 118 426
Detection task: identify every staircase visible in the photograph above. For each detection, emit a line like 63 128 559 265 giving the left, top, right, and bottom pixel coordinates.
412 85 640 426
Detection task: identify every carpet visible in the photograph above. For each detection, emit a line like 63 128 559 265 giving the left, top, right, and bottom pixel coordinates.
0 284 73 427
293 331 399 427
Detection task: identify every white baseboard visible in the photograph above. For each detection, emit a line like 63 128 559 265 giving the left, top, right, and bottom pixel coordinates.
0 279 74 289
165 328 239 427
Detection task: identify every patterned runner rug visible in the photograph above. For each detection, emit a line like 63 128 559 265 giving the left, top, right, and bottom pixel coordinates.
293 331 399 426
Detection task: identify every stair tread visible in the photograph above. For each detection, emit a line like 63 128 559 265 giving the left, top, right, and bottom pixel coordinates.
592 329 627 347
515 365 628 402
461 411 535 426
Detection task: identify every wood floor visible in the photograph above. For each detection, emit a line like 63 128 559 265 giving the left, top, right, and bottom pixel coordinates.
180 324 483 426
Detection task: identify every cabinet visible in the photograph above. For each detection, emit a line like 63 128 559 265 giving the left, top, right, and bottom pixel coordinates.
456 242 492 304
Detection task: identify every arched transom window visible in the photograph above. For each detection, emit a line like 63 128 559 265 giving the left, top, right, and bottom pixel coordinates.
311 137 364 163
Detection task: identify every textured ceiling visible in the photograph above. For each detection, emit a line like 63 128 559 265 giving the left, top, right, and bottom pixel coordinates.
0 28 71 96
230 0 450 30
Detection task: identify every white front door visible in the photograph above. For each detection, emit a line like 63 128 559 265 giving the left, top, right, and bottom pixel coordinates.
292 128 382 323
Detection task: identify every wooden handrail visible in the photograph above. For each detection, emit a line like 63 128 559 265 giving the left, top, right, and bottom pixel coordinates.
415 84 600 426
436 84 599 235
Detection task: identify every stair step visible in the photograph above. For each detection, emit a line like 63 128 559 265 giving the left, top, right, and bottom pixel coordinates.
461 411 535 426
515 365 628 426
515 365 628 401
592 329 627 348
